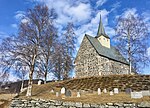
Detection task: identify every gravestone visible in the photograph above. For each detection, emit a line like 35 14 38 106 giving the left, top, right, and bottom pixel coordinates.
65 90 72 97
56 92 59 97
125 88 132 94
114 88 119 94
131 92 143 99
50 89 54 93
5 87 9 90
99 72 102 76
98 88 101 95
77 92 81 97
103 88 107 93
61 87 66 94
141 90 150 96
38 80 42 85
110 91 114 95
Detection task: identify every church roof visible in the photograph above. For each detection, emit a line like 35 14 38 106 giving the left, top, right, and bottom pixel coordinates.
96 15 110 39
85 34 129 65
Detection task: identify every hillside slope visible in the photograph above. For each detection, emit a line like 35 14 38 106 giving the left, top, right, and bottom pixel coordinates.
58 75 150 92
18 75 150 103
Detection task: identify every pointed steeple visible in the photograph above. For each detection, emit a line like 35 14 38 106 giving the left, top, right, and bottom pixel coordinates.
97 15 106 36
96 14 110 48
96 15 110 39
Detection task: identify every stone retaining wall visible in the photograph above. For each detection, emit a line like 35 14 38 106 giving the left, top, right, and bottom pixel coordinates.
9 98 150 108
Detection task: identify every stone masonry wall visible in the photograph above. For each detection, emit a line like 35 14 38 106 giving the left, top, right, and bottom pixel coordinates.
75 36 129 78
9 98 150 108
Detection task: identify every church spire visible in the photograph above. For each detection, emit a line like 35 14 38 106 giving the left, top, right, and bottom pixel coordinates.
97 15 106 36
96 14 110 48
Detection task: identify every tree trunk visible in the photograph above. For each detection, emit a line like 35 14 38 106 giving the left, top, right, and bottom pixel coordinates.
26 47 37 96
20 79 24 92
44 71 47 84
26 66 34 96
128 29 131 74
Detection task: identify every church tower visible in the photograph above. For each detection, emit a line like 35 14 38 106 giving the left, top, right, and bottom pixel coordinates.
95 15 110 48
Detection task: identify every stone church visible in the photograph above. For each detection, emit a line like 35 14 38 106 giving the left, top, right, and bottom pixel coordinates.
75 16 129 78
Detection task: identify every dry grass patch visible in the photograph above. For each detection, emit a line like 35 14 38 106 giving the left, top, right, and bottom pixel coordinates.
0 93 16 108
18 75 150 103
64 92 150 103
19 84 150 103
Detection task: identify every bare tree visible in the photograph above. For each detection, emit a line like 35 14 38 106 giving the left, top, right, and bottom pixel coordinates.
19 5 53 96
0 37 17 82
52 43 64 80
51 22 77 80
39 15 58 83
0 4 56 96
114 14 149 73
61 22 77 79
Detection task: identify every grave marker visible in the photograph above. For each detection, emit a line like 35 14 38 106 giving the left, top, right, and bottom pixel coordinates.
125 88 132 94
99 72 102 76
77 92 81 97
103 88 107 93
50 89 54 93
141 90 150 96
56 92 59 97
98 88 101 95
65 90 72 97
61 87 66 94
131 92 143 99
110 91 114 95
114 88 119 94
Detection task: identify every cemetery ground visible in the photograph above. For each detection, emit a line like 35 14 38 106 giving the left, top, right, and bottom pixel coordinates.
18 75 150 103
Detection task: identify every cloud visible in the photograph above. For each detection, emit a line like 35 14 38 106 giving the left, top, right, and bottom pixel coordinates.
0 31 9 39
110 1 121 12
68 3 91 22
96 0 107 7
123 8 137 17
15 11 25 20
14 11 30 24
35 0 92 24
105 26 115 37
142 11 150 22
11 24 18 28
8 73 19 82
116 8 137 19
75 9 110 44
21 18 29 23
147 47 150 57
55 2 91 26
30 1 114 44
34 0 92 41
142 11 150 32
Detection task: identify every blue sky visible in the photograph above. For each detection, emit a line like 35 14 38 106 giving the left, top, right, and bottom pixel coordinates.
0 0 150 81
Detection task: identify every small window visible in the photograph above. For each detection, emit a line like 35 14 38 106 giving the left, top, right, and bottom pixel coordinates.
103 38 105 40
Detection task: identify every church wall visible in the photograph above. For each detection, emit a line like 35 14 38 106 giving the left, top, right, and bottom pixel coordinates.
75 36 99 77
75 36 129 78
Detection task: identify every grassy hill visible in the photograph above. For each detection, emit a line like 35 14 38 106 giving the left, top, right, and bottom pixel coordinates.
18 75 150 103
59 75 150 92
